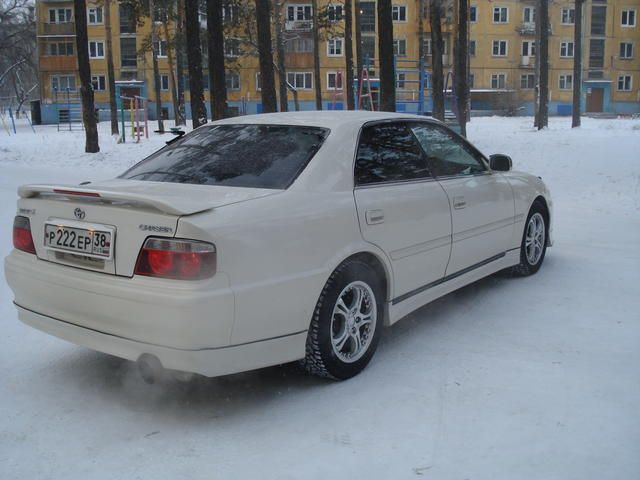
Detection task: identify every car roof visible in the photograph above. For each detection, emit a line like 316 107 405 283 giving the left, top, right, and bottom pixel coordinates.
214 110 437 130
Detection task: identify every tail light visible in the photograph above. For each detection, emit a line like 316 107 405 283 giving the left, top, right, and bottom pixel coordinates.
134 238 216 280
13 216 36 254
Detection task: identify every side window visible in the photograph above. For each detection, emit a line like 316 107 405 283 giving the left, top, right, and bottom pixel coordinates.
355 122 431 185
410 123 487 177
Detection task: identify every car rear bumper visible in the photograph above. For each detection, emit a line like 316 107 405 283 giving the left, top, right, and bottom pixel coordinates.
5 250 306 376
14 304 306 377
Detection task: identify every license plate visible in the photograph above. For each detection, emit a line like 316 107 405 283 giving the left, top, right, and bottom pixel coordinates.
44 222 114 260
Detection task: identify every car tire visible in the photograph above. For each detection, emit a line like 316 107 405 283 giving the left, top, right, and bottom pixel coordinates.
300 259 384 380
510 202 548 276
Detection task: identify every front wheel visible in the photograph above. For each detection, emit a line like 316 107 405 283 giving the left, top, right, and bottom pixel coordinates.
511 204 548 276
301 259 384 380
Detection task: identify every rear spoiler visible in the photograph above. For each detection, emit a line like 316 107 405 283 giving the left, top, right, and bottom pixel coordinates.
18 184 206 216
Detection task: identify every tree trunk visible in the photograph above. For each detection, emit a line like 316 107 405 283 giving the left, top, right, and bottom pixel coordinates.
274 0 288 112
537 0 549 129
354 1 363 100
454 0 469 136
185 0 207 127
344 0 355 110
572 0 583 128
418 0 425 114
255 0 277 113
149 0 165 132
73 0 99 152
103 0 118 135
161 18 181 126
207 0 227 120
175 0 186 125
377 0 395 111
429 0 444 121
311 0 322 110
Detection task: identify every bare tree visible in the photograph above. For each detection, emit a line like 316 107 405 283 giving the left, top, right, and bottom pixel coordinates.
73 0 99 152
344 0 355 110
572 0 584 128
254 0 277 112
536 0 549 129
149 0 165 132
174 0 186 125
158 1 181 126
311 0 322 109
207 0 227 120
454 0 469 136
354 0 363 94
185 0 207 127
274 0 288 111
429 0 445 121
102 0 119 135
377 0 395 111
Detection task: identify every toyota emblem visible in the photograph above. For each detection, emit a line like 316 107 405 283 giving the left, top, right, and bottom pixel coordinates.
74 208 86 220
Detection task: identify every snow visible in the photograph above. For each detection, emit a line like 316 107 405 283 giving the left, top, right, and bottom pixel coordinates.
1 116 640 479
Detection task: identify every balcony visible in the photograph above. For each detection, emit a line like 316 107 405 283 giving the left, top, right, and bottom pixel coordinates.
518 22 536 35
285 20 312 31
39 22 75 36
39 55 77 71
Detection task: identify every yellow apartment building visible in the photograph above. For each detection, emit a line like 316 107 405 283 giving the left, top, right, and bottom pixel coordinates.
35 0 639 123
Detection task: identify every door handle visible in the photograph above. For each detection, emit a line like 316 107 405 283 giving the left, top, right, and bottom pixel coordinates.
365 209 385 225
453 196 466 209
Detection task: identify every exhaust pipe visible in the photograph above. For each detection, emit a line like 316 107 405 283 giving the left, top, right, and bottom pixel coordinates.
137 354 164 384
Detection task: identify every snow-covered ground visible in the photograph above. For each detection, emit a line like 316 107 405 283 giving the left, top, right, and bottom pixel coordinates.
1 117 639 479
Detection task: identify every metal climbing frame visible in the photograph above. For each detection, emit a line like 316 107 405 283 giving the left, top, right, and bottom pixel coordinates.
54 89 83 131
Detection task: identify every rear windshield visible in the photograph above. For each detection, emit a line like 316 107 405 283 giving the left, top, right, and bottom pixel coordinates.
120 124 329 189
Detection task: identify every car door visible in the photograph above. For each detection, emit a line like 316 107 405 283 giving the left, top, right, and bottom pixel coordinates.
353 121 452 299
410 122 515 276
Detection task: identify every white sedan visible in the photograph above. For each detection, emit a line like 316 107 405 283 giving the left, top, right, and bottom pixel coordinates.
4 112 552 381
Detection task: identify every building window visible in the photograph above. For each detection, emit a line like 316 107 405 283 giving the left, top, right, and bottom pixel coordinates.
396 73 406 89
491 73 506 89
520 74 535 89
51 75 76 92
327 72 343 90
91 75 106 91
359 2 376 32
522 40 536 57
618 75 632 91
327 37 344 56
469 40 476 56
493 7 508 23
89 40 105 58
423 38 431 56
285 37 313 53
327 4 343 22
49 8 72 23
287 4 312 21
222 4 240 23
120 37 137 67
393 38 407 56
392 5 407 22
560 41 574 58
256 72 262 91
469 73 474 89
559 74 573 90
87 6 103 24
226 72 240 90
470 5 477 23
153 40 168 57
522 6 535 24
48 42 74 56
561 8 575 25
621 10 636 27
287 72 313 89
492 40 508 56
224 38 241 57
160 74 169 91
620 42 633 59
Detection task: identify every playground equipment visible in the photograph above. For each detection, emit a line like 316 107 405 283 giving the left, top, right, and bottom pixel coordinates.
54 89 83 131
0 102 35 135
119 95 148 143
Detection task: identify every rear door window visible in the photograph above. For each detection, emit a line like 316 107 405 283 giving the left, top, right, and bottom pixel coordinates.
354 122 432 186
120 124 329 189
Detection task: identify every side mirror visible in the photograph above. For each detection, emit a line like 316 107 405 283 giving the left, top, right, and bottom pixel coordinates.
489 154 512 172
